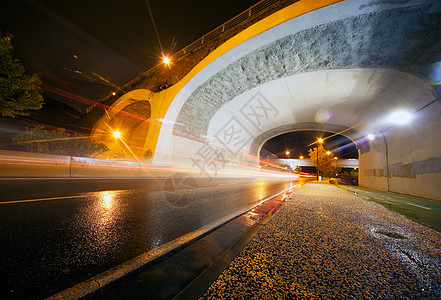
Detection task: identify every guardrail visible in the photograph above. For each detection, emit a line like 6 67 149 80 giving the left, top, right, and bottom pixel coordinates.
0 150 165 178
173 0 284 59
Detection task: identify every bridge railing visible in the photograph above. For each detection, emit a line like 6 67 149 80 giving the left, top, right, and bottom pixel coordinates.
98 0 297 106
172 0 288 59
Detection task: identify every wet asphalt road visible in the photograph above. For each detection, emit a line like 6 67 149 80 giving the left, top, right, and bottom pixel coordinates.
0 176 301 299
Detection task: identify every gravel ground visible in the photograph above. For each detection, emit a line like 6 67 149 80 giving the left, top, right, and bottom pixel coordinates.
200 183 441 299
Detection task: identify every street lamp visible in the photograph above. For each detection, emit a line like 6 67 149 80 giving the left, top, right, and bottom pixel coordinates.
369 110 413 191
285 150 290 157
113 131 121 139
299 155 304 159
317 138 323 181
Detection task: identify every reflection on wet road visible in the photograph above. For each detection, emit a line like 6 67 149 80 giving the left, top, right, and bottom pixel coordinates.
0 177 303 299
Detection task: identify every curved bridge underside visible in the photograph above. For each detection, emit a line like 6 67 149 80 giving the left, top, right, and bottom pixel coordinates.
93 0 441 200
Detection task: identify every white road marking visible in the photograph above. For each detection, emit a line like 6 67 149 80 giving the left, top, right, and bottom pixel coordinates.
406 202 432 210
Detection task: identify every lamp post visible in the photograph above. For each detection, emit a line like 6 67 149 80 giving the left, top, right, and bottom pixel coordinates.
380 130 390 192
367 110 414 192
317 138 323 181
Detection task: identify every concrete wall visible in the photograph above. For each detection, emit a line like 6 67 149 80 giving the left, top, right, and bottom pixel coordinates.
359 100 441 200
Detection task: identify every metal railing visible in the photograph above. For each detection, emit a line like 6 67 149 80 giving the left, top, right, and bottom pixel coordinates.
113 0 295 97
172 0 284 59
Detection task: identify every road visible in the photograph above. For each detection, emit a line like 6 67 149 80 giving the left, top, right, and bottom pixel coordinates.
0 175 302 299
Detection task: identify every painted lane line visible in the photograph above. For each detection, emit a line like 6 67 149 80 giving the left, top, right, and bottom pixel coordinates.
406 202 432 210
0 195 87 205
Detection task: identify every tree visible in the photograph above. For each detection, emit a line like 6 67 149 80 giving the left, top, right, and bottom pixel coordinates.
0 32 44 117
13 126 109 158
308 144 340 178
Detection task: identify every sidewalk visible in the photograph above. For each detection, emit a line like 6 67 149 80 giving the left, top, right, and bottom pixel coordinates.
200 183 441 299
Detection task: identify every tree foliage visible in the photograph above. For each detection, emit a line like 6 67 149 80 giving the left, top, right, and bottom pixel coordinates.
13 126 109 157
0 32 44 117
308 144 341 177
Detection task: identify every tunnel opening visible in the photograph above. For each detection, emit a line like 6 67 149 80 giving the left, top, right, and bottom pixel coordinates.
260 130 359 178
106 100 152 159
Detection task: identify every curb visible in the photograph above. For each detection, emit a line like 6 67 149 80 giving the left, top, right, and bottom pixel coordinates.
47 186 296 299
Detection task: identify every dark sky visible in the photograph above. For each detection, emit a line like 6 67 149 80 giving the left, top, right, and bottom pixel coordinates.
261 131 359 159
0 0 255 111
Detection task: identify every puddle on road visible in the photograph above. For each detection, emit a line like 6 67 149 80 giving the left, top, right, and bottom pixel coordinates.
375 230 407 240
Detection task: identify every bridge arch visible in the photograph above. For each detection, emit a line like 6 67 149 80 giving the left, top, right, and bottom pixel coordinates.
93 0 441 199
249 123 365 159
93 89 156 159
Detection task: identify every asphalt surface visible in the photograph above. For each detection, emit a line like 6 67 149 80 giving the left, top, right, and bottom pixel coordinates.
201 183 441 299
94 184 302 300
0 176 301 299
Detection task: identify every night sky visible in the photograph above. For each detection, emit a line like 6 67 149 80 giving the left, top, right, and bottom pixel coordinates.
0 0 255 111
0 1 358 157
262 131 359 159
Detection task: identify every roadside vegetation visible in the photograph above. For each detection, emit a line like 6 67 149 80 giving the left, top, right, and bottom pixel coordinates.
12 126 108 158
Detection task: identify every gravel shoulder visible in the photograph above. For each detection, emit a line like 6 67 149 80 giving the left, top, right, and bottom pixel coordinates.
200 183 441 299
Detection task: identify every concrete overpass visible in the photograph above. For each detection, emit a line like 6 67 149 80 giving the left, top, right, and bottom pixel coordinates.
91 0 441 200
275 158 359 170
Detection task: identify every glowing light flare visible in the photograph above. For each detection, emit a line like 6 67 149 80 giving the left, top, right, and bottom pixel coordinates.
428 61 441 85
326 151 331 155
113 131 121 138
318 138 324 144
315 107 333 123
367 134 375 141
163 56 170 65
299 155 304 159
387 110 412 125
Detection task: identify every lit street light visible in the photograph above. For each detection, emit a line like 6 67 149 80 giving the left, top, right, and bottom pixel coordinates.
113 131 121 139
369 110 414 191
317 138 323 181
